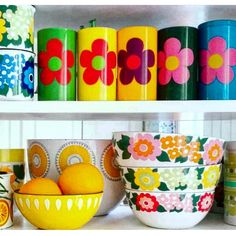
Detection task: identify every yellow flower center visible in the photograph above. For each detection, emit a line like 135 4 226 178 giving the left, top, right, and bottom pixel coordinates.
165 56 179 71
208 54 223 69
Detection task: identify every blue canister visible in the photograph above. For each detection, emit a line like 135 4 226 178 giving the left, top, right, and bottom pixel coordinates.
198 20 236 100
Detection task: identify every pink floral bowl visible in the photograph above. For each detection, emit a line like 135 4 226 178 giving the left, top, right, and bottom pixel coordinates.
121 164 221 192
112 132 225 167
126 188 215 229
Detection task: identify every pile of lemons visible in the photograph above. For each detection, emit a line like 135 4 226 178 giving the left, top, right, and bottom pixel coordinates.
19 163 104 195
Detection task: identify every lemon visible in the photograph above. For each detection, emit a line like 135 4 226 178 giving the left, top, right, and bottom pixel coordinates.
19 178 62 195
58 163 104 194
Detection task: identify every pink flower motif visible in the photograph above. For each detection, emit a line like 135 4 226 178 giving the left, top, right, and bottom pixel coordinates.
156 193 183 211
203 139 223 165
198 193 214 212
183 197 194 212
128 133 161 161
200 37 236 84
158 37 194 85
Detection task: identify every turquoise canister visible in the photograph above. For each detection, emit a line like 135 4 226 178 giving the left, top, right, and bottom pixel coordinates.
198 20 236 100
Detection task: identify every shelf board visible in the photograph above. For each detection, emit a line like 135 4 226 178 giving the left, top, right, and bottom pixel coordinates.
10 205 235 230
0 101 236 121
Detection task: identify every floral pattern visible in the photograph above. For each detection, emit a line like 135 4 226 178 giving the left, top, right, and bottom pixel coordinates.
0 53 34 98
200 37 236 85
158 37 194 85
134 168 160 191
127 134 161 161
0 6 35 50
198 193 214 212
80 39 116 86
123 165 221 191
136 193 159 212
118 38 155 85
113 133 224 165
202 165 220 188
203 140 223 164
39 39 74 86
128 191 214 213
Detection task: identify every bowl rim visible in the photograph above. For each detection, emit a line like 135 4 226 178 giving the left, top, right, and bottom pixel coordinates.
27 139 111 142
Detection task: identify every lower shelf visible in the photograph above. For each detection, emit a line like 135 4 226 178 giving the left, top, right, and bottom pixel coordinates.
9 205 236 230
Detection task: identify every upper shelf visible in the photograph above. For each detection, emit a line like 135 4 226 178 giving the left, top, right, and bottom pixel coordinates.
0 100 235 121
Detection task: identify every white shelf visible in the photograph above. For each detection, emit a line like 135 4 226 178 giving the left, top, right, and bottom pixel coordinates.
9 205 235 230
0 101 236 121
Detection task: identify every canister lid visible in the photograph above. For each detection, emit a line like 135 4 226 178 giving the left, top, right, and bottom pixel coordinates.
198 19 236 29
0 149 24 163
225 141 236 152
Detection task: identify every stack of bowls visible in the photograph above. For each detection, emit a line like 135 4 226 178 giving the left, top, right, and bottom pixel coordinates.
224 141 236 225
112 132 225 229
0 5 35 100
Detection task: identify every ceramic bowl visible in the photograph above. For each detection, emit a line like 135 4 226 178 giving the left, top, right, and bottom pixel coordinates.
0 5 35 51
112 132 225 167
125 188 215 229
121 164 221 192
14 191 103 230
27 139 125 216
0 50 35 100
0 149 25 191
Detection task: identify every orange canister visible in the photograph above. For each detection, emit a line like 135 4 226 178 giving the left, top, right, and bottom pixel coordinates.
117 26 158 100
78 26 117 101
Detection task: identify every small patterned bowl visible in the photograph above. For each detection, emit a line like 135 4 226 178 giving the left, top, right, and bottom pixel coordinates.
14 191 103 229
112 132 225 167
121 164 221 192
126 188 215 229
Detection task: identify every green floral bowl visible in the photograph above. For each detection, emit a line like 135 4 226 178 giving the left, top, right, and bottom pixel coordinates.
125 188 215 229
112 132 225 167
121 164 221 192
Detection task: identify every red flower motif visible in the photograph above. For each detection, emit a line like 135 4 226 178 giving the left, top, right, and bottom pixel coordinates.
38 39 74 86
136 193 159 212
80 39 116 86
198 192 214 212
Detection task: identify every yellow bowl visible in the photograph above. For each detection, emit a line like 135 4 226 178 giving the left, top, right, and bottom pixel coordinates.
14 191 103 230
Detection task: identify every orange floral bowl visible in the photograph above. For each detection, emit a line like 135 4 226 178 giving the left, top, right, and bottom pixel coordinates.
112 132 225 167
120 164 221 192
125 188 215 229
27 139 124 216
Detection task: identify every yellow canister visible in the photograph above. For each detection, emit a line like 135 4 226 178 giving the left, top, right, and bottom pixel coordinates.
78 27 117 101
117 26 158 100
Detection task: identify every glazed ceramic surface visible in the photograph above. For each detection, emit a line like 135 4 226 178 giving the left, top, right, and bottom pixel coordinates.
0 172 13 229
27 139 124 216
112 132 225 167
126 189 215 229
198 20 236 100
121 165 221 192
158 26 198 100
14 191 102 230
224 188 236 225
117 26 157 101
0 5 35 51
0 50 35 100
78 27 117 101
0 149 25 191
38 28 76 101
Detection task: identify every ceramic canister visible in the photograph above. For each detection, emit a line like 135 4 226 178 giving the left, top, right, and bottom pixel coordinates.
0 172 13 229
38 28 76 101
158 26 198 100
0 5 35 52
0 50 35 100
224 184 236 225
117 26 157 100
0 149 25 191
27 139 124 216
78 27 117 101
198 20 236 100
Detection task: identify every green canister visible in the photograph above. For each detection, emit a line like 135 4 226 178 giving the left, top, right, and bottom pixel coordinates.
38 28 76 101
157 26 198 100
